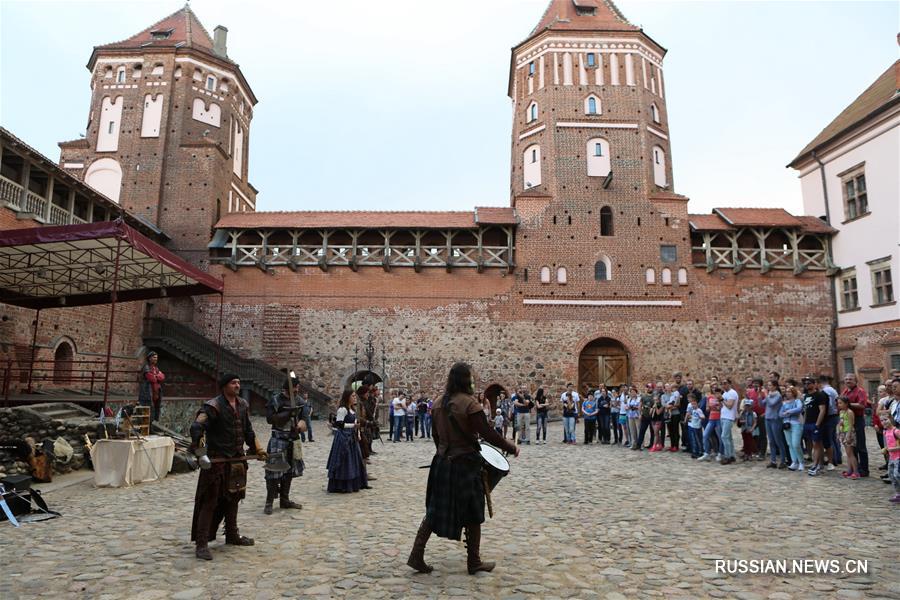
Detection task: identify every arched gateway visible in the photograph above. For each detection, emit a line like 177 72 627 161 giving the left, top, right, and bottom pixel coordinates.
578 337 629 391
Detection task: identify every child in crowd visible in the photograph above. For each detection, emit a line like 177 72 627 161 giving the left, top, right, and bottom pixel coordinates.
686 394 704 458
881 409 900 503
493 409 504 436
837 396 859 479
738 399 757 461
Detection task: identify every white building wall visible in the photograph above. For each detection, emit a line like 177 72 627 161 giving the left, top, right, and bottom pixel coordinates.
798 111 900 329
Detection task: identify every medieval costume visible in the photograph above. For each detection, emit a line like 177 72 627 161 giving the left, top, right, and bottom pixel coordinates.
138 351 165 422
326 405 369 493
357 386 378 459
189 374 265 561
263 382 305 514
407 362 517 575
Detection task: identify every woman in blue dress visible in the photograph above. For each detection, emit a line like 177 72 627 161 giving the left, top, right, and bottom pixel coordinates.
326 389 370 493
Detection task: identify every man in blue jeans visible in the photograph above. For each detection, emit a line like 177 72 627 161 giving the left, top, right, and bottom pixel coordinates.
392 393 406 442
820 375 840 469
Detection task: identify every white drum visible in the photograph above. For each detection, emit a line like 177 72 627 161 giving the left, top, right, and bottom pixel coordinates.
479 443 510 491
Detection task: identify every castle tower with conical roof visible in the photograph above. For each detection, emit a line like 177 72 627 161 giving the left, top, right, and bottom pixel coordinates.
509 0 690 304
58 5 257 265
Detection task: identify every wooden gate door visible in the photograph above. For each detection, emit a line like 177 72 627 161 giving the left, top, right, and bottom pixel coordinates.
578 340 628 391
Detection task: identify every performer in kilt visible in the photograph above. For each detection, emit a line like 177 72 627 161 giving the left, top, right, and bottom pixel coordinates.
189 374 266 561
263 377 306 514
326 389 370 493
407 362 518 575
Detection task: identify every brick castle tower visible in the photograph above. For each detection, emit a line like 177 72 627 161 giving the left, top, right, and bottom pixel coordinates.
509 0 690 314
58 5 258 266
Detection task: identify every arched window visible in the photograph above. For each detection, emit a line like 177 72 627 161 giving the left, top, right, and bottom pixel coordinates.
661 267 672 285
151 63 164 76
594 257 611 281
205 75 217 91
104 66 113 78
116 66 126 83
174 66 182 78
650 103 660 123
646 268 656 284
132 64 142 79
584 94 601 115
53 341 74 384
586 138 611 177
600 206 613 236
557 267 568 284
652 145 667 187
540 266 551 284
527 101 538 123
523 144 541 188
677 267 688 285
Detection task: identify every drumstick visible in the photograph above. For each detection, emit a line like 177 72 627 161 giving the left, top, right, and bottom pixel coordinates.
482 470 494 519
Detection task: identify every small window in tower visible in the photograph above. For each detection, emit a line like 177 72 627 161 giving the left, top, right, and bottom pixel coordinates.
528 101 538 123
599 206 613 236
540 266 551 284
104 66 113 78
650 103 660 123
108 121 115 135
654 150 660 164
132 64 142 79
588 97 597 114
531 149 537 163
594 142 603 157
528 62 535 76
587 53 596 68
116 67 126 83
206 75 217 91
557 267 568 284
660 245 677 263
150 29 173 40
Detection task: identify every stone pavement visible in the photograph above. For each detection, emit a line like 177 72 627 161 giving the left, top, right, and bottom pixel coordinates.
1 418 896 600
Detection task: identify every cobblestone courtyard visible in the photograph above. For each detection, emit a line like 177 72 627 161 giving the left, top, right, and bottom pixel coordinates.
2 420 895 600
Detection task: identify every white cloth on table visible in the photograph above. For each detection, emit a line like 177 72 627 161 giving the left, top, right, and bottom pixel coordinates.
91 436 175 487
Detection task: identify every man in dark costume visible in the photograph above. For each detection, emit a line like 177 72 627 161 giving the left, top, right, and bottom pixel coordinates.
263 377 306 514
190 374 265 561
407 362 518 575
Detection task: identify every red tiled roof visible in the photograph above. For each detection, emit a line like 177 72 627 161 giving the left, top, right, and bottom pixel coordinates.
215 210 518 230
474 207 518 225
95 6 217 55
789 60 900 168
531 0 639 36
794 215 838 235
714 208 801 228
689 209 836 235
688 214 733 232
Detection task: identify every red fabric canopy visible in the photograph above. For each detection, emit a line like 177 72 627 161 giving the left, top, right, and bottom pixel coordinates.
0 219 223 308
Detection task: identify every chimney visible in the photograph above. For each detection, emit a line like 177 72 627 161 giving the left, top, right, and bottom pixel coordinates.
213 25 228 58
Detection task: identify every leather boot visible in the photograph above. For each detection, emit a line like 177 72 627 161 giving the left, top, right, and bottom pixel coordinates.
406 518 433 573
264 479 278 515
279 476 302 509
464 523 494 574
195 544 212 560
224 500 254 545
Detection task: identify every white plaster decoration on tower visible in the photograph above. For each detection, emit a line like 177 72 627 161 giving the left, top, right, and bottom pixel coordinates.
641 57 648 88
652 145 667 187
97 96 123 152
657 67 665 98
141 93 164 137
595 53 604 85
651 76 657 94
553 53 560 85
586 138 611 177
233 122 244 178
523 144 541 188
610 53 620 85
192 98 221 127
624 53 635 86
84 158 122 203
151 63 164 76
563 53 573 86
578 54 588 85
528 75 534 95
538 55 545 89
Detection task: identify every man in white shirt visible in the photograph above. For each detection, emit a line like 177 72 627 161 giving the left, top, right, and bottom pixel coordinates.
392 394 406 443
560 383 581 412
720 379 739 464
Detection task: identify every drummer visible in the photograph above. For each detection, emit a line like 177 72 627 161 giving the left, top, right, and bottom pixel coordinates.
406 362 518 575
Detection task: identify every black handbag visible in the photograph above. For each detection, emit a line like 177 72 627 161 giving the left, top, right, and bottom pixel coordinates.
782 421 791 431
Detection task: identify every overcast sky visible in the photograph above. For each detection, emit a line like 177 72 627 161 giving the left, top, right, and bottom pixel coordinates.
1 0 897 215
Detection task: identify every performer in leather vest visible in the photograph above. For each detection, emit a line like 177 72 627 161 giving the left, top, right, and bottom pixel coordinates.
263 377 306 514
357 384 379 460
407 362 519 575
189 374 266 561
